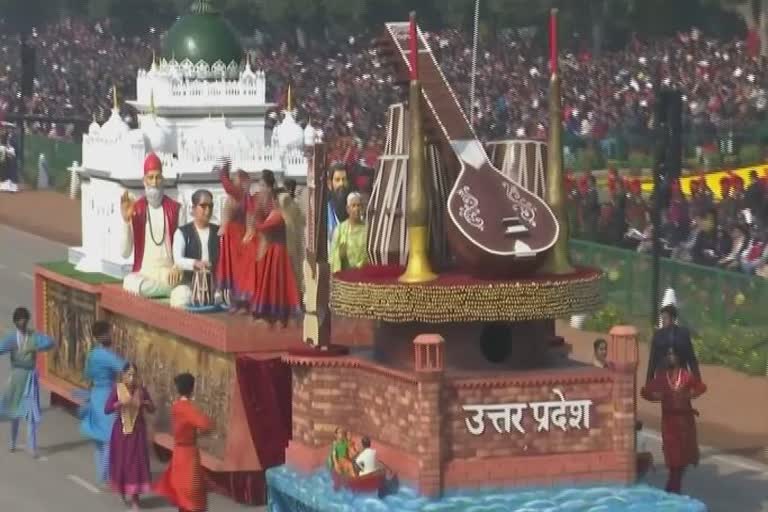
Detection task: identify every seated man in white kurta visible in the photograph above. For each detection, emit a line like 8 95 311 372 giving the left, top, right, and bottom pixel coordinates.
120 153 182 298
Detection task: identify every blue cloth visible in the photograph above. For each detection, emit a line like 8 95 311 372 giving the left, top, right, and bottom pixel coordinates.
93 440 110 484
0 331 54 423
10 418 36 455
78 347 125 443
326 201 340 256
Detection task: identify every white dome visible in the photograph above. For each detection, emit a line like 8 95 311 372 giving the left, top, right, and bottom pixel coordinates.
303 123 316 146
101 108 129 138
141 116 171 152
277 111 304 148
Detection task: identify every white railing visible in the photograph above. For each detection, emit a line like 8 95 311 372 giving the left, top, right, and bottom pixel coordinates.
82 136 307 178
136 72 268 107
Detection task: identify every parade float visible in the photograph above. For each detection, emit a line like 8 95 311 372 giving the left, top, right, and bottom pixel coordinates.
265 12 707 512
33 0 366 506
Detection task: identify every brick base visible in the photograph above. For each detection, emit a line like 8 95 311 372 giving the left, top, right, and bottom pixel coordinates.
444 450 635 489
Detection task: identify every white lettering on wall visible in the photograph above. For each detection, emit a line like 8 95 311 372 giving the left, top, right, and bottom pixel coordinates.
462 388 593 436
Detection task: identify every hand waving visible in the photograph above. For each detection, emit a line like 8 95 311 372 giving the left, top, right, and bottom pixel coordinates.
120 191 135 222
216 156 231 174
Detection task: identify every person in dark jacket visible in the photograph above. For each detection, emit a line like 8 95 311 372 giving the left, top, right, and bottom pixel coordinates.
646 305 700 384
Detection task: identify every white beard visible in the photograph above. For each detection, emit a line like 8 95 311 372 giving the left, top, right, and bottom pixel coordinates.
145 186 164 208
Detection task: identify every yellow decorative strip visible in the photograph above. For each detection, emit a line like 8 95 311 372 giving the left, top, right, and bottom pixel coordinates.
330 268 602 323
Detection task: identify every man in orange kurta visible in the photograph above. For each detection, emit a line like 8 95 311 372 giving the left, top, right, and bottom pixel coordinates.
154 373 212 512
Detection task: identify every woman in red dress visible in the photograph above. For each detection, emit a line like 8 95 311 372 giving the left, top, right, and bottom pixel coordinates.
248 170 302 325
641 345 706 494
216 160 259 312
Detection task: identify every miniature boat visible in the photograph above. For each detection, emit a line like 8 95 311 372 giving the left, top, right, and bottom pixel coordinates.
331 467 387 493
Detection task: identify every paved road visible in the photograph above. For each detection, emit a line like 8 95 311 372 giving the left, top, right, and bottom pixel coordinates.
0 224 766 511
0 225 262 511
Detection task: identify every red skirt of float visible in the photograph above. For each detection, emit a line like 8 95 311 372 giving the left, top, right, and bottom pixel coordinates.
217 222 259 302
249 242 302 322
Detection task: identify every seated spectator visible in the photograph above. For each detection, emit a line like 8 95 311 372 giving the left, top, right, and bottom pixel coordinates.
740 230 768 274
718 224 748 270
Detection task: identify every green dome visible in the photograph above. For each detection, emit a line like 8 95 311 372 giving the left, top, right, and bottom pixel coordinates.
162 0 243 65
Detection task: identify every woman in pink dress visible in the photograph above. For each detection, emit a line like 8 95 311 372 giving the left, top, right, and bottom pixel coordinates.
105 363 154 511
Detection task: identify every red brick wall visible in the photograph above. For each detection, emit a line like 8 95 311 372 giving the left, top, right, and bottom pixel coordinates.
445 379 614 460
291 364 421 454
288 359 635 494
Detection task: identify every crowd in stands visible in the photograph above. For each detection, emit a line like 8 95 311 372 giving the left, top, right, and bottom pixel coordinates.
0 17 764 154
3 16 768 277
568 168 768 278
0 18 158 139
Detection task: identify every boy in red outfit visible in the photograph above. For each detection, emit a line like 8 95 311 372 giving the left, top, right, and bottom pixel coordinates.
154 373 212 512
641 345 706 493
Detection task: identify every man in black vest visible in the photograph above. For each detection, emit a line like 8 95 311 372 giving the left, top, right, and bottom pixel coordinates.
172 189 220 285
646 304 701 384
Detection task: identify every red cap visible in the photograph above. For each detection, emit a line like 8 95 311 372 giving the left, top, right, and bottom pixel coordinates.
143 153 162 175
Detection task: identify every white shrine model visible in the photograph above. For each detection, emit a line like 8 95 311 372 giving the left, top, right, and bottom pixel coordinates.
69 0 319 277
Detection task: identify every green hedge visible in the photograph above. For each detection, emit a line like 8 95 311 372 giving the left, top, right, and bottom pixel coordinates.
21 134 81 191
571 240 768 376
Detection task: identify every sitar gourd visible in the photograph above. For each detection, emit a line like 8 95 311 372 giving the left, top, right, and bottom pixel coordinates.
382 22 560 275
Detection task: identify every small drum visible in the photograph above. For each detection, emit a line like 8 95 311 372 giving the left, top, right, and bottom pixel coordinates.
191 269 213 306
486 139 548 198
366 103 452 268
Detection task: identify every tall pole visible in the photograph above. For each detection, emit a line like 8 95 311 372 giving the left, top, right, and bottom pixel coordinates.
651 74 668 329
399 12 437 284
17 30 28 181
540 8 573 275
469 0 480 125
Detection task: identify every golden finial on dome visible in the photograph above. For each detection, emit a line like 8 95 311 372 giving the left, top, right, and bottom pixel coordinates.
287 84 292 112
112 85 118 111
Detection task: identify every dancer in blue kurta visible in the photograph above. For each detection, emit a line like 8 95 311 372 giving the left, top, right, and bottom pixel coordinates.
0 307 55 458
78 320 125 485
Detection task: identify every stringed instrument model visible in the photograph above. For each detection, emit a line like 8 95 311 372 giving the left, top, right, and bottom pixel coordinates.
381 21 560 274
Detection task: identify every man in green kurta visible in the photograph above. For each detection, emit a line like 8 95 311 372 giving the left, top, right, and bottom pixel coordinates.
0 307 55 457
330 192 369 273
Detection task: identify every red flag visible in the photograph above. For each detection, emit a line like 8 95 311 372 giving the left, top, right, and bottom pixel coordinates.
409 12 418 80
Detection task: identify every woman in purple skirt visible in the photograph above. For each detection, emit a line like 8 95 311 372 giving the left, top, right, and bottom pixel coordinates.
105 363 154 511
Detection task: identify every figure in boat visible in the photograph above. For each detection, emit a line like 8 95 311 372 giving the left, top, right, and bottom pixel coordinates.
327 430 391 495
121 153 182 298
327 427 356 477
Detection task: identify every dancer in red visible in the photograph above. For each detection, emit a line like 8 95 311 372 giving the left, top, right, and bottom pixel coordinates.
216 160 259 311
641 345 706 494
154 373 212 512
249 170 302 325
